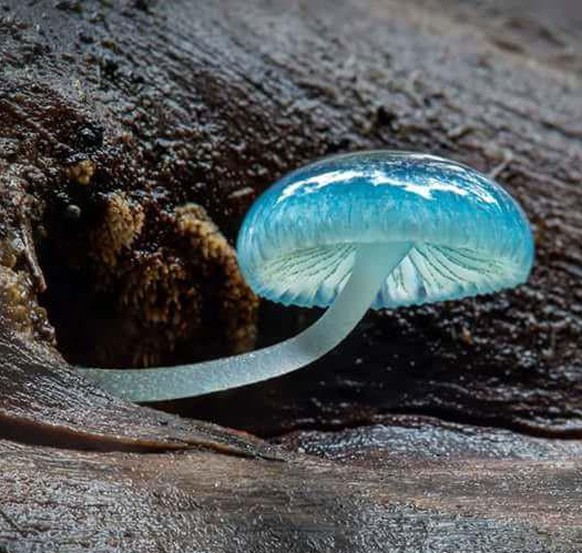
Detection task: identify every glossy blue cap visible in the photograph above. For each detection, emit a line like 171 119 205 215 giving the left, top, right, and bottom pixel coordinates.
236 151 534 309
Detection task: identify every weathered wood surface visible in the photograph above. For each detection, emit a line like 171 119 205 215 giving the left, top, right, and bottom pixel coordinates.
0 324 279 458
0 0 581 551
1 419 581 552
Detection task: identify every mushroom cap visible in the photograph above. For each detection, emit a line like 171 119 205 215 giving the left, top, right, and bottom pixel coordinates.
236 151 534 309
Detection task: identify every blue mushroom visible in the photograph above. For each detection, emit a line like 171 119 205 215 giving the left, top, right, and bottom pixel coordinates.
79 151 534 402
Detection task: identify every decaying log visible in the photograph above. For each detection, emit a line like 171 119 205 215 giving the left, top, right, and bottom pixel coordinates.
1 418 581 552
0 0 580 551
0 323 278 457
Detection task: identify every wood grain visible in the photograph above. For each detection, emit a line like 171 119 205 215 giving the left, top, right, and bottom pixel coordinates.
0 0 580 550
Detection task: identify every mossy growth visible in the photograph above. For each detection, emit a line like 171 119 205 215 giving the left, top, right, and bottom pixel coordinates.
0 237 53 342
57 191 259 368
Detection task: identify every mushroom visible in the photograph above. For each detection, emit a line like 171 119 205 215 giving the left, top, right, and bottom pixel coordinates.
79 151 534 402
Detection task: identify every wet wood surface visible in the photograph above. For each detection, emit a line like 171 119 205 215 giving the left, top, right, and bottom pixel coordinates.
0 0 580 551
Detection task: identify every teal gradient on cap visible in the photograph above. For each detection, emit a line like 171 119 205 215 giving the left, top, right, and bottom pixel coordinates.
236 151 534 309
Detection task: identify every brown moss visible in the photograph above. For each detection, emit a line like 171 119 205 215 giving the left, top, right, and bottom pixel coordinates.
0 239 53 342
175 204 258 354
84 195 257 367
66 159 96 186
90 192 145 272
118 254 204 366
0 239 18 271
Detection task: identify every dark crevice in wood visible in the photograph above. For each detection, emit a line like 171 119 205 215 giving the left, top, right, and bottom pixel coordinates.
264 406 582 442
0 413 186 454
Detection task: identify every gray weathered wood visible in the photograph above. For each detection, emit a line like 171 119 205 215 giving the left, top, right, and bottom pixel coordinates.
1 419 581 552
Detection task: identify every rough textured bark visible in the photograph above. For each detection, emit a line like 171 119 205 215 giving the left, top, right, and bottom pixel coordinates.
1 420 581 553
0 0 580 551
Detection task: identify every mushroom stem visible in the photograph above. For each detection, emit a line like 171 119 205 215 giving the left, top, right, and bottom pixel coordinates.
79 242 412 402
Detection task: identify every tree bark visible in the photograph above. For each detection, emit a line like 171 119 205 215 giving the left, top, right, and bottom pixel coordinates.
0 0 580 551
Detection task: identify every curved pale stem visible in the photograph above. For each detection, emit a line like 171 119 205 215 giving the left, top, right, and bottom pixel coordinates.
78 242 411 402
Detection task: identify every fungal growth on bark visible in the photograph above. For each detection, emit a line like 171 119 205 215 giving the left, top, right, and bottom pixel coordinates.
38 188 259 369
79 151 534 402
